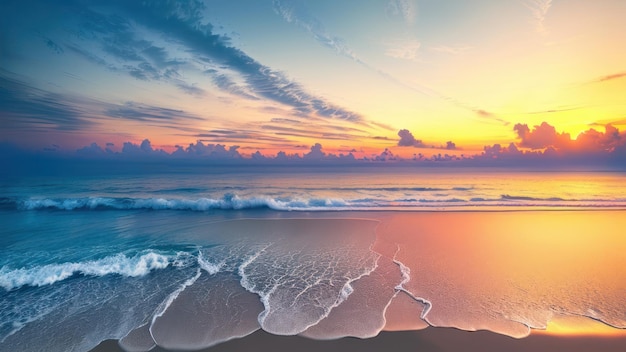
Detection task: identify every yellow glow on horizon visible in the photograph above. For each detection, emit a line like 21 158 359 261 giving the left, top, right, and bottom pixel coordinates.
536 316 626 337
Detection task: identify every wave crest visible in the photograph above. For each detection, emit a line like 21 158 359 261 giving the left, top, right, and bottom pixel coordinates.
17 194 349 212
0 251 179 291
9 193 626 212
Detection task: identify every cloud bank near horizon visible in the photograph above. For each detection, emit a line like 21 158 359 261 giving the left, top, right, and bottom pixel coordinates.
3 122 625 171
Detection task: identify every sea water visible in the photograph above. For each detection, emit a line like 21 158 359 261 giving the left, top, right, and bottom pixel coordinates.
1 167 625 351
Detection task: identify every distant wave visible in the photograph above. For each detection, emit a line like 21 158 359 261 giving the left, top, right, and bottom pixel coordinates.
501 194 566 201
307 186 449 192
499 194 626 203
16 195 350 211
7 194 626 212
0 251 189 291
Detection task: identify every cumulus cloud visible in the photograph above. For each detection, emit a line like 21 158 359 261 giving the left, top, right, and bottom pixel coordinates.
397 129 425 147
7 123 626 169
304 143 325 160
172 141 243 159
477 122 626 165
514 122 571 149
76 143 107 156
65 139 372 165
121 139 168 157
251 150 267 160
574 124 623 153
482 143 523 159
374 148 396 161
109 127 623 166
478 139 626 166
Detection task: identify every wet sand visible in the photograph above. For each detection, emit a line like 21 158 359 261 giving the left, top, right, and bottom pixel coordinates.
91 210 626 351
93 327 626 352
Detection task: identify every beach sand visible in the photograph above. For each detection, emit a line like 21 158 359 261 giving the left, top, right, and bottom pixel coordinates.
93 327 626 352
90 210 626 351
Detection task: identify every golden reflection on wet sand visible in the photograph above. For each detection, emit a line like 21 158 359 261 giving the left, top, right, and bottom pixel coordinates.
373 210 626 337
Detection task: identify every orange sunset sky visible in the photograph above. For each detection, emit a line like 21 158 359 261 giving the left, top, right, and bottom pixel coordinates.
1 0 626 160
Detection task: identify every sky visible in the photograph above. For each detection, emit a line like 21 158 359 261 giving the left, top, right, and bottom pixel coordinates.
1 0 626 163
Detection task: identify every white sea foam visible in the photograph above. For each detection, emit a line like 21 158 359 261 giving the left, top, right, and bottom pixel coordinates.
17 194 626 212
286 254 380 335
19 195 351 212
392 250 433 321
0 305 55 343
339 282 354 301
0 251 175 290
197 251 224 275
236 244 278 328
151 268 202 324
242 245 380 335
394 259 411 290
237 245 271 301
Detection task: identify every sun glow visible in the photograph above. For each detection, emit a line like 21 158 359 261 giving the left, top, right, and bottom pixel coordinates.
538 316 626 337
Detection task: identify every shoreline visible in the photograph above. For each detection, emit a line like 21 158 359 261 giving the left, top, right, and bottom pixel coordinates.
92 326 626 352
21 209 624 352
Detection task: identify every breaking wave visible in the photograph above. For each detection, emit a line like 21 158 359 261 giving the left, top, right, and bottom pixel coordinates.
15 195 348 211
0 251 189 291
10 193 626 212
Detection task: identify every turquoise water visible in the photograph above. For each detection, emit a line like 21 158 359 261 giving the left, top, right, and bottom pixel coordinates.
1 169 625 351
3 168 626 211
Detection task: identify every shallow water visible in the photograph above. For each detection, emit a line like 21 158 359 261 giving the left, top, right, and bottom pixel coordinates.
1 170 625 351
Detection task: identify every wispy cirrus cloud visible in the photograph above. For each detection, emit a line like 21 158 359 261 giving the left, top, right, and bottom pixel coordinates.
386 0 418 26
0 71 204 135
523 106 582 115
191 129 291 145
271 0 424 99
181 115 385 149
272 0 362 64
203 67 259 100
429 45 471 56
385 38 421 61
106 0 362 121
474 109 511 126
590 118 626 127
14 0 363 123
105 102 204 122
274 0 422 64
592 72 626 83
271 0 502 128
0 72 95 132
262 126 360 142
520 0 553 34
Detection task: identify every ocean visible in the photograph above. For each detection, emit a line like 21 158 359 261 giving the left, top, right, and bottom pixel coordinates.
1 168 625 351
